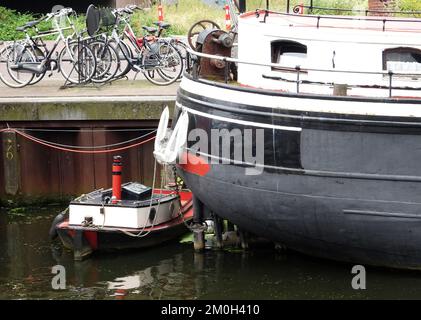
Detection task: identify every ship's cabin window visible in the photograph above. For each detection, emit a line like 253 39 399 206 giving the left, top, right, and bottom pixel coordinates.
383 47 421 78
271 40 307 71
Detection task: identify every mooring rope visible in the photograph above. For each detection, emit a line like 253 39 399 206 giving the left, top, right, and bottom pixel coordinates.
117 159 166 238
16 130 156 150
0 127 156 154
12 128 155 133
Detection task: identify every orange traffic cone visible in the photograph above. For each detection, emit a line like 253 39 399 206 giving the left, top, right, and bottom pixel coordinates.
158 4 164 22
225 4 231 31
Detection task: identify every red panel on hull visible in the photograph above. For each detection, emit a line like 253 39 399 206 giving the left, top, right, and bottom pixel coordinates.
178 152 210 177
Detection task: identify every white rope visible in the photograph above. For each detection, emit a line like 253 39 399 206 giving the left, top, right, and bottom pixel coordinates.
118 159 167 238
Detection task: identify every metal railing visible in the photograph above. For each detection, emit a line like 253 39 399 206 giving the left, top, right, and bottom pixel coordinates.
254 9 421 32
186 46 421 98
292 4 421 17
285 0 421 16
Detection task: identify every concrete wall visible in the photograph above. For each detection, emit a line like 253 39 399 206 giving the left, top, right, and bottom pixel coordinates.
0 124 159 204
0 100 175 204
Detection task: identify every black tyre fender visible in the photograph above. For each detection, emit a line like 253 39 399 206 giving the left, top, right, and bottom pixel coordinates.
49 209 67 241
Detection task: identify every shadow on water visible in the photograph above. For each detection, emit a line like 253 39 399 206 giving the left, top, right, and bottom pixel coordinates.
1 207 421 299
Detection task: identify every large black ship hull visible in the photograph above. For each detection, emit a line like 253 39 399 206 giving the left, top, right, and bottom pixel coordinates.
176 75 421 269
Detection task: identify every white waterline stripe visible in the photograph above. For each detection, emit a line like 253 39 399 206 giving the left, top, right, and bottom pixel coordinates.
177 102 302 132
180 77 421 118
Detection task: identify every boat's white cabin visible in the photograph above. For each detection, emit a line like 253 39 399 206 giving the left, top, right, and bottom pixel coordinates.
237 11 421 98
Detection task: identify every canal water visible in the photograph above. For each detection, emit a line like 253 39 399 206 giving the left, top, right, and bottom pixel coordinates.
1 206 421 300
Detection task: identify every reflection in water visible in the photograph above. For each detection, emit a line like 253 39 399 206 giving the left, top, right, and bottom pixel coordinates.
2 207 421 299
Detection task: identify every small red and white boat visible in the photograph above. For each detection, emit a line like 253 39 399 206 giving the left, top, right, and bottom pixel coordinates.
51 156 193 260
53 186 192 260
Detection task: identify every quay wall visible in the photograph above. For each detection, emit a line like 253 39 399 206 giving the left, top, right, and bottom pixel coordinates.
0 98 175 205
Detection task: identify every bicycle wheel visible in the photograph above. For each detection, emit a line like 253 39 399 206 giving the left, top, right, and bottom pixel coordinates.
156 42 184 83
58 41 97 84
88 40 119 83
0 44 35 88
28 46 47 85
142 41 183 86
109 39 133 79
170 40 189 80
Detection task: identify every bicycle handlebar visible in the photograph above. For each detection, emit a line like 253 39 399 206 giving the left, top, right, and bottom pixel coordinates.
44 7 74 22
112 5 142 16
126 5 142 11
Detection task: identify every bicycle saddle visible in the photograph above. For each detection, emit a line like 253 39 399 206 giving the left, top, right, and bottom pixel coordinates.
142 26 158 34
154 22 171 29
16 20 40 32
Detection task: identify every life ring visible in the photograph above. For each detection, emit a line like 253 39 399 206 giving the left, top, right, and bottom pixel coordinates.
154 106 169 152
154 110 189 164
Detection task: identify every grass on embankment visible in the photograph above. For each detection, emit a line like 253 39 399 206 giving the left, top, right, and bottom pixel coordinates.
1 0 421 41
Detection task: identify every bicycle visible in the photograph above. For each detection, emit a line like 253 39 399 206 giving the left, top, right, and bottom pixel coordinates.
103 5 183 86
83 5 121 84
153 21 192 80
0 8 97 88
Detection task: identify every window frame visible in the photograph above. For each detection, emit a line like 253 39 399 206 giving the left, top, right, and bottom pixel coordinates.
270 40 308 73
382 47 421 76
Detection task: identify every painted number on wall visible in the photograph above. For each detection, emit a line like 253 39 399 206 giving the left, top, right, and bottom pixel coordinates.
6 139 14 160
